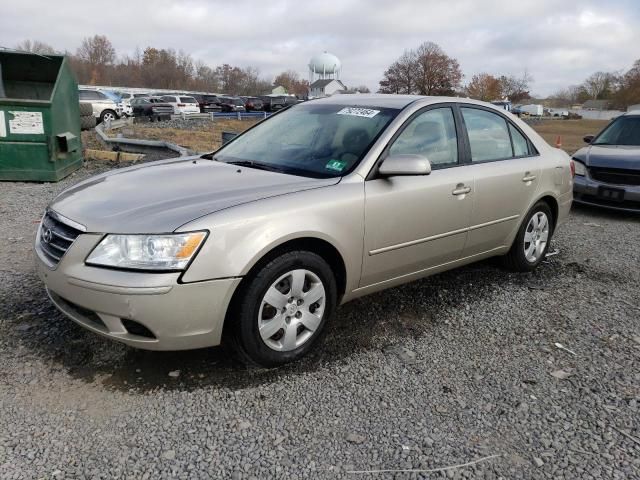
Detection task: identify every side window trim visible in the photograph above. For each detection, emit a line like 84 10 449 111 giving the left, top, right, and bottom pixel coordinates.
456 103 540 164
366 102 462 180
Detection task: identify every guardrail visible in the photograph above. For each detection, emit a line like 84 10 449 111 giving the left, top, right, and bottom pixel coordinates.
212 111 272 120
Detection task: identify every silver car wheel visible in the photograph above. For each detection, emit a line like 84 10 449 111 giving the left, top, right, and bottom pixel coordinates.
523 211 549 263
258 269 326 352
102 111 116 122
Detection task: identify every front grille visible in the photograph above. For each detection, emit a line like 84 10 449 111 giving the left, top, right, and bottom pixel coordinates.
589 167 640 186
38 212 83 266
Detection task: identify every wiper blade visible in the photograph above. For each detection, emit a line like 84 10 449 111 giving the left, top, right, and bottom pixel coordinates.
225 160 286 173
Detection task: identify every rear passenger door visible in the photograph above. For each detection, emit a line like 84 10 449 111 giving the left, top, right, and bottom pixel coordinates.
459 105 541 256
361 105 474 287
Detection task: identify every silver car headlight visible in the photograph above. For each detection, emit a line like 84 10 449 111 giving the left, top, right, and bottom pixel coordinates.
573 159 586 176
86 232 207 271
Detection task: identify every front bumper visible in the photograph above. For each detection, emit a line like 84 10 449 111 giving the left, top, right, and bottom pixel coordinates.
35 232 241 351
573 175 640 212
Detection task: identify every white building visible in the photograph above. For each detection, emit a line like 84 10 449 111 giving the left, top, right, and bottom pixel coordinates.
309 79 347 98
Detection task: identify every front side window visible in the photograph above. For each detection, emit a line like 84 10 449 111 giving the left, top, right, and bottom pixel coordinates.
213 103 399 178
389 107 458 167
592 116 640 146
462 108 512 162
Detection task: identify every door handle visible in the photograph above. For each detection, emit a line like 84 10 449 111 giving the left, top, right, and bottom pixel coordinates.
452 185 471 196
522 173 537 182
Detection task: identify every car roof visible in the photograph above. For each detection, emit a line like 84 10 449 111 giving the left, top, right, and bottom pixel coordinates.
308 94 518 112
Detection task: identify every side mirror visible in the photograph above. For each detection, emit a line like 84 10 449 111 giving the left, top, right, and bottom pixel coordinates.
379 154 432 176
583 135 594 144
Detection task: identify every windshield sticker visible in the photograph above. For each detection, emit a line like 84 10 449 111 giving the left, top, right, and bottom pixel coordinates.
337 107 380 118
326 159 347 172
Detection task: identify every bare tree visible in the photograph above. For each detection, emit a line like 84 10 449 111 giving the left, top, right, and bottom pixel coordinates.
413 42 462 96
14 39 56 54
583 71 616 99
77 35 116 66
498 71 532 103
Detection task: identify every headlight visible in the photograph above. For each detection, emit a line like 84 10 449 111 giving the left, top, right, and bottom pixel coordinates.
86 231 207 271
573 159 586 176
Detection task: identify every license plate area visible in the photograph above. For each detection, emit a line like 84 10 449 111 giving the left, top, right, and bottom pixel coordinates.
598 186 625 202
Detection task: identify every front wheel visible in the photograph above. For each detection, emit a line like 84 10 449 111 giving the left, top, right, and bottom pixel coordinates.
99 109 117 124
227 251 337 367
503 202 553 272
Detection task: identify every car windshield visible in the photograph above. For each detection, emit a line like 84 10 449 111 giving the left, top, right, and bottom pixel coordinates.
213 103 399 178
592 116 640 146
232 98 244 106
181 97 197 103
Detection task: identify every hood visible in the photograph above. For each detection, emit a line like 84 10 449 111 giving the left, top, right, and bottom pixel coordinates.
49 157 339 233
573 145 640 170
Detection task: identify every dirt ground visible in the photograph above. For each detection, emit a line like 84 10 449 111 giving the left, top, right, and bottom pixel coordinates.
529 119 609 154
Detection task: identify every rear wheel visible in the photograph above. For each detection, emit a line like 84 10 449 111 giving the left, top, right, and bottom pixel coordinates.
503 201 553 272
227 251 337 367
99 109 117 124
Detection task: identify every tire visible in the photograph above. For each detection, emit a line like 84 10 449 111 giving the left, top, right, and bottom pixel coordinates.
503 201 554 272
99 109 117 124
80 115 96 130
79 103 93 116
227 251 337 367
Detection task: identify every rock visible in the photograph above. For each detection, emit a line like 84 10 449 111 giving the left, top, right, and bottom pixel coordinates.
632 336 640 345
551 369 573 380
162 450 176 460
168 370 180 378
346 433 366 444
534 457 544 467
237 421 251 430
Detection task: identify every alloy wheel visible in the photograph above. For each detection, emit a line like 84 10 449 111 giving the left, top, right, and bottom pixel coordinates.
523 211 549 263
257 269 326 352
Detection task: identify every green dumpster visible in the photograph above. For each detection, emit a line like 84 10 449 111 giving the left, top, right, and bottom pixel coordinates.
0 50 83 182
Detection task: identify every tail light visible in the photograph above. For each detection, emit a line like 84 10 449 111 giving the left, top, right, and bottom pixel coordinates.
569 159 575 177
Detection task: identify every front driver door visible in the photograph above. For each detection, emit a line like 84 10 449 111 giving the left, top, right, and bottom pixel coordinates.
361 106 474 288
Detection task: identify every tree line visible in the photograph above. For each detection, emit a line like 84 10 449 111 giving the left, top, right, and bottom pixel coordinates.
14 36 311 96
548 63 640 109
378 41 531 102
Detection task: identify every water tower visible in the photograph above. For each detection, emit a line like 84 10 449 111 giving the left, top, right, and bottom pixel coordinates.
308 51 341 84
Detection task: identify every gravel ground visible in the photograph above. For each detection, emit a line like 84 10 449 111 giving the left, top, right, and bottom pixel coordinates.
0 162 639 479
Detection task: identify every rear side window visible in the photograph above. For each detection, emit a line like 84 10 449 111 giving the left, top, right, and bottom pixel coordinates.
461 108 512 161
389 107 458 167
509 124 530 156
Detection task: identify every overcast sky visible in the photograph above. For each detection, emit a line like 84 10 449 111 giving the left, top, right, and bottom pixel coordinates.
2 0 639 96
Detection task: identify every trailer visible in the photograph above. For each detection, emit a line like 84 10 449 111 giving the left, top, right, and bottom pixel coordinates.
520 104 544 116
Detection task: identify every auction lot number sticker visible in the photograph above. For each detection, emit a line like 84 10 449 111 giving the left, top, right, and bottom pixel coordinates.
337 107 380 118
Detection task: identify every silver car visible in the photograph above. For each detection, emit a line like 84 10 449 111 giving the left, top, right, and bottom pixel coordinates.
78 89 122 124
35 95 573 366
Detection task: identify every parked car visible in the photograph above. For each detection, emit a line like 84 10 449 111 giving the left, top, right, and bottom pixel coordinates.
260 95 286 112
35 95 572 367
78 89 122 124
160 95 200 114
191 94 222 113
572 111 640 211
218 96 246 112
130 97 174 121
116 91 151 116
240 96 264 111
